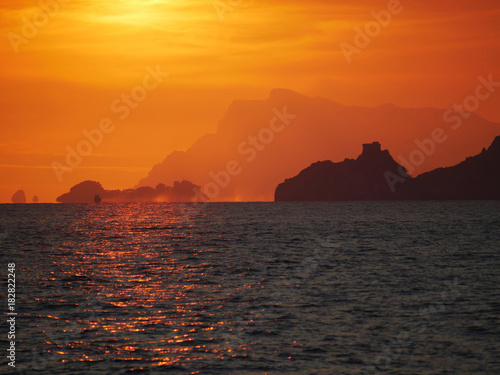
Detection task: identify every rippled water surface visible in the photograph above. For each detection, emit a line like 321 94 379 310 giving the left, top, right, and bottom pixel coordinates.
1 202 500 374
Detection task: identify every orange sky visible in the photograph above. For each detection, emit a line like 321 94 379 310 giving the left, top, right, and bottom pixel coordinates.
1 0 500 203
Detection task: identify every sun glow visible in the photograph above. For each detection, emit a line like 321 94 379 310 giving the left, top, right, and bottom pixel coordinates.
80 0 180 27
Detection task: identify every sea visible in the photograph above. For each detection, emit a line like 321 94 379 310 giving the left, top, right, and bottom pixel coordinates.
0 202 499 374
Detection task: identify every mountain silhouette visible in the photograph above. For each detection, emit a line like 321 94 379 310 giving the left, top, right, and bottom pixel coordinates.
57 180 203 203
275 142 410 201
413 136 500 200
136 89 500 201
275 136 500 201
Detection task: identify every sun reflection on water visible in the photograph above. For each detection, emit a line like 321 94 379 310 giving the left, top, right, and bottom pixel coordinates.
31 204 250 371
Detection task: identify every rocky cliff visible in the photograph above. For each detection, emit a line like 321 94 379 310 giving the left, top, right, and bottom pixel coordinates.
275 136 500 201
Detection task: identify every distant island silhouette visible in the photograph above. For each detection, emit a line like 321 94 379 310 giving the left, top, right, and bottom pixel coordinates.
136 89 500 202
11 189 26 203
56 180 204 203
58 136 500 203
275 136 500 201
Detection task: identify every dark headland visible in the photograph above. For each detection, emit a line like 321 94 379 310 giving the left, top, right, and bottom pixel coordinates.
275 136 500 201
